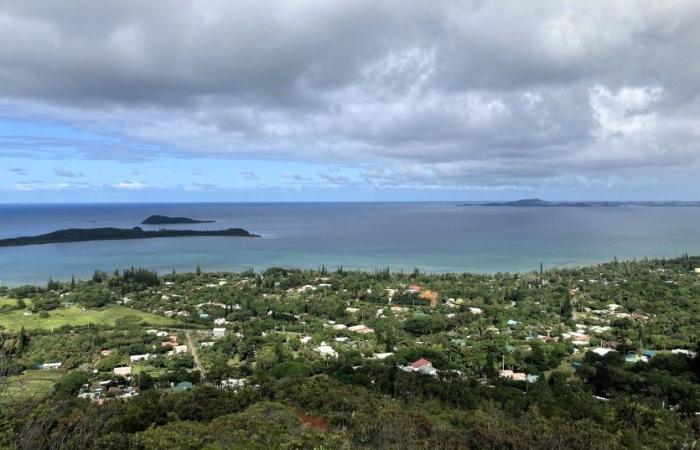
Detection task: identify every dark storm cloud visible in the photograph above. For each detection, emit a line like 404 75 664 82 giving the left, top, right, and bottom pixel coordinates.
1 0 699 190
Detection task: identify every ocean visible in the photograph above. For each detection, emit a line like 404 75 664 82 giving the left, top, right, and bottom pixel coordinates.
1 202 699 286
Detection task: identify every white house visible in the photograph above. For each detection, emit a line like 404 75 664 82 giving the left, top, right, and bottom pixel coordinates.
591 347 616 357
130 354 151 362
113 366 132 377
39 362 62 370
174 345 188 355
348 324 374 334
315 341 338 358
212 328 227 338
221 378 246 390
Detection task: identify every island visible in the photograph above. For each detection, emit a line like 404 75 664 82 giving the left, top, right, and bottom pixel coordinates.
460 198 700 207
0 227 259 247
141 215 215 224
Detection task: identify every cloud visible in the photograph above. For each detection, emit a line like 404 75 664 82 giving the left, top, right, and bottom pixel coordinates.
0 1 699 193
54 167 82 177
240 170 259 181
318 172 352 187
9 167 28 175
13 181 36 191
111 180 148 190
182 182 218 192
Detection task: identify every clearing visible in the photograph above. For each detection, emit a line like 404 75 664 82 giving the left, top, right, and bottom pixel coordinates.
0 300 176 332
1 369 66 403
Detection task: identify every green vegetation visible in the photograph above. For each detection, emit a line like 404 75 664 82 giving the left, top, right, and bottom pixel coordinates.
0 255 699 449
0 304 173 332
0 226 259 247
141 215 215 224
1 369 65 402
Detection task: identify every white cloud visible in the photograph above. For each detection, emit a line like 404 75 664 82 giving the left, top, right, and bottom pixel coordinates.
111 180 148 190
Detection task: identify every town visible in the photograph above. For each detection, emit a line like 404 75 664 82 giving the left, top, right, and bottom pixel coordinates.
0 256 699 448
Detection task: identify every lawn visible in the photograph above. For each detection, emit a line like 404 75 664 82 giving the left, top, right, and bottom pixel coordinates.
0 303 176 332
1 369 65 402
0 297 25 307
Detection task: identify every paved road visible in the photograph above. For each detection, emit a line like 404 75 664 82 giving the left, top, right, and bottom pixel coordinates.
185 330 206 381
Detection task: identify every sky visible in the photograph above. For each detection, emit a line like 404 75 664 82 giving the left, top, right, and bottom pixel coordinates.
1 0 699 203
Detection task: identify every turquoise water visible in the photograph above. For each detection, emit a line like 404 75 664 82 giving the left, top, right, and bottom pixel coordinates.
1 202 699 286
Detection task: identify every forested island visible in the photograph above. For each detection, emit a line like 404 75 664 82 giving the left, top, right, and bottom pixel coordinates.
461 198 700 207
0 226 259 247
141 215 215 225
0 255 698 448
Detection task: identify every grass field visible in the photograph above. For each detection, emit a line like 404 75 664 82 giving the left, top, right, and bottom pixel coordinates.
0 299 175 331
0 297 23 307
1 369 65 402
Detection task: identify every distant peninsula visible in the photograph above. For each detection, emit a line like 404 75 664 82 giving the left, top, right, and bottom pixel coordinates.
460 198 700 207
0 227 259 247
142 215 215 225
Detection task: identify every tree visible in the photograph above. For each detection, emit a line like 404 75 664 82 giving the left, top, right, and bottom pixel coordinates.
560 297 572 320
16 327 28 354
136 371 154 391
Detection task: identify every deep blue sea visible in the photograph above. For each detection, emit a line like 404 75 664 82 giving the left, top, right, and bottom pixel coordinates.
1 202 699 286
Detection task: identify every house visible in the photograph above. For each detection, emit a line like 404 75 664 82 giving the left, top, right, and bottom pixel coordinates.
300 336 312 344
221 378 246 390
499 370 527 381
561 331 590 346
408 284 422 293
113 366 132 377
526 374 540 383
200 341 215 348
315 342 338 358
419 289 438 308
212 328 227 338
507 319 518 326
214 318 228 325
348 324 374 334
173 381 193 392
511 372 527 381
468 307 483 315
694 268 700 274
100 349 113 356
130 354 151 362
671 348 697 357
405 358 438 376
625 352 648 363
373 352 394 360
173 344 188 355
38 362 62 370
332 324 347 331
591 348 616 357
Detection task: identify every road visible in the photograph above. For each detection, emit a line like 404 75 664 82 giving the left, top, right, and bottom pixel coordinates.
185 330 206 381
